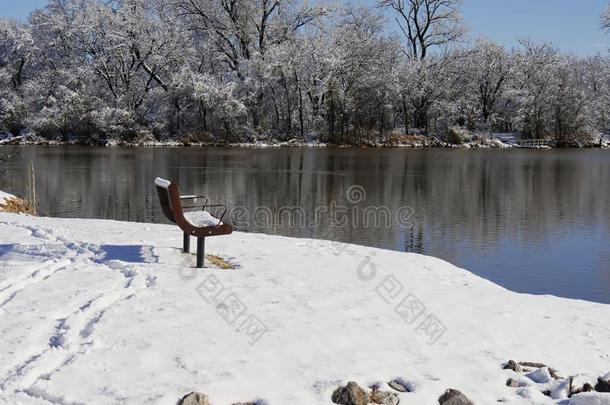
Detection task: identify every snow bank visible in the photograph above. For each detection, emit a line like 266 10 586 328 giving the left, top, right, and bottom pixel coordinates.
0 213 608 404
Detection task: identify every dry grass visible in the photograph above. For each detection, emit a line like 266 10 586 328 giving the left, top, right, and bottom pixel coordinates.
206 254 236 270
179 131 215 146
386 133 429 145
0 197 36 215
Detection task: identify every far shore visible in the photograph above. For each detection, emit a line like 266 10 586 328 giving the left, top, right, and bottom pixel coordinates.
1 135 609 150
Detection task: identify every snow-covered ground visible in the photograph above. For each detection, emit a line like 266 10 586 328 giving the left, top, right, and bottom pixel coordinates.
0 212 608 404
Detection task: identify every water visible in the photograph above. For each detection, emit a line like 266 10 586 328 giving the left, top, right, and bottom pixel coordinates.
1 146 609 303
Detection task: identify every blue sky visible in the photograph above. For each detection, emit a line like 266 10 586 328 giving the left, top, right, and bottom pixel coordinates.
459 0 609 55
1 0 608 55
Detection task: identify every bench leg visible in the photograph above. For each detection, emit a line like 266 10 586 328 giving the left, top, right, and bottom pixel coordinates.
183 233 190 253
196 237 205 268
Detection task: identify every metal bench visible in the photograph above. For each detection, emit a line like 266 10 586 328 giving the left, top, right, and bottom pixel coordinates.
155 177 233 268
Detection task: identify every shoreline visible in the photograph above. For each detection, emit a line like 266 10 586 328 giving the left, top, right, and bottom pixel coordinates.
2 133 609 149
1 139 609 150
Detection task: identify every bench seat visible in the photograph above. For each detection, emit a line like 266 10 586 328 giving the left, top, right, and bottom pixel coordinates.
184 210 223 227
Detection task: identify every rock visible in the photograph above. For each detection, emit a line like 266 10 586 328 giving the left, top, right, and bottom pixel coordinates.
525 367 554 384
570 375 600 396
516 387 551 401
550 378 571 399
388 380 409 393
331 381 369 405
572 385 593 397
178 392 210 405
503 360 523 373
519 361 547 369
518 362 561 378
506 378 519 388
571 381 596 396
550 369 562 380
515 377 534 387
596 377 610 393
230 403 255 405
370 390 399 405
438 389 474 405
518 362 561 379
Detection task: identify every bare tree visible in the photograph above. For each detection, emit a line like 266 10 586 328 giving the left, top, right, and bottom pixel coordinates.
377 0 466 60
602 5 610 31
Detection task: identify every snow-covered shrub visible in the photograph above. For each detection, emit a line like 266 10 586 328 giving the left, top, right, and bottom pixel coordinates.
447 126 469 145
89 108 141 142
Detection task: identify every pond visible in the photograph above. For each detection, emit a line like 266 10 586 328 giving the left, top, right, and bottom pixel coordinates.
1 146 609 303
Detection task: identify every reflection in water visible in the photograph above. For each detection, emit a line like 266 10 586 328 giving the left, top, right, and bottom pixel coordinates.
1 146 609 303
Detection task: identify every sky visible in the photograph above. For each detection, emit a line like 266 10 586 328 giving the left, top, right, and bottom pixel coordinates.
1 0 608 55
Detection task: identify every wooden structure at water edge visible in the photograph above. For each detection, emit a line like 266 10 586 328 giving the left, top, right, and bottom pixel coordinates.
517 139 551 148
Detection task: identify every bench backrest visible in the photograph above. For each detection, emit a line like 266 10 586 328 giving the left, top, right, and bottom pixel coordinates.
155 177 233 237
155 177 179 223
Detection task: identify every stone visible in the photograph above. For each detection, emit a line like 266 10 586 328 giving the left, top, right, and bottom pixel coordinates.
503 360 523 373
331 381 369 405
517 362 560 378
506 378 519 388
570 380 596 396
388 380 409 393
596 377 610 393
178 392 210 405
570 375 599 396
370 389 399 405
519 361 547 369
515 387 550 402
438 389 474 405
525 367 554 384
549 378 570 399
549 369 562 380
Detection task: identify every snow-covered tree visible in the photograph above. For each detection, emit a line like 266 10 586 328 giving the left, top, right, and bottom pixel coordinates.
0 0 606 145
469 38 511 129
0 20 33 134
511 40 558 139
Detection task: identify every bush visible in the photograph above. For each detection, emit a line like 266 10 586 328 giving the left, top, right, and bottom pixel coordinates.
447 126 469 145
178 131 215 146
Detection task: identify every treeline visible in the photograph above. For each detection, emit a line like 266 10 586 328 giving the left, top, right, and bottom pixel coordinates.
0 0 609 145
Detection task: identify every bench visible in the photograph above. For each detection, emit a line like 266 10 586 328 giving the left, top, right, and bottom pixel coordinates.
155 177 233 268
